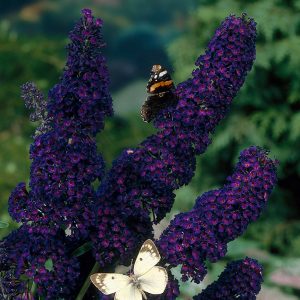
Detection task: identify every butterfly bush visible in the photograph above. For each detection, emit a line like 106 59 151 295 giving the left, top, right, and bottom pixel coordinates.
0 9 278 300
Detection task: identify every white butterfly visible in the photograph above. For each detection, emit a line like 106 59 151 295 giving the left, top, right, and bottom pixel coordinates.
90 239 168 300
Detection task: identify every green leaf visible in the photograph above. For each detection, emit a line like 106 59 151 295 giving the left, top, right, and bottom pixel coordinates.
45 258 54 272
19 274 31 281
72 242 93 258
0 221 8 228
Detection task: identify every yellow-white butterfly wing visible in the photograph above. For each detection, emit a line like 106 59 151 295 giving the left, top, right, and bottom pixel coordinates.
138 266 168 294
134 239 161 277
90 273 130 295
114 283 143 300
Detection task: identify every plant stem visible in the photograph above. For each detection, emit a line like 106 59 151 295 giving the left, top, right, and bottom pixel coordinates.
30 281 37 298
75 261 100 300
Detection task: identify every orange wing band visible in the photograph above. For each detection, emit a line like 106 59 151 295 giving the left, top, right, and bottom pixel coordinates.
149 80 173 93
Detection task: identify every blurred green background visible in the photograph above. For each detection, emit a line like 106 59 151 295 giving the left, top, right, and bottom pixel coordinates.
0 0 299 299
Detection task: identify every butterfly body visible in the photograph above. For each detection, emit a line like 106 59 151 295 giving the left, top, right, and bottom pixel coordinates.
128 274 148 299
141 65 177 122
90 240 168 300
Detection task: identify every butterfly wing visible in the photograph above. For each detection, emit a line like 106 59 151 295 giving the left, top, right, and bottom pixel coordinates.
141 92 177 123
138 266 168 294
141 95 159 122
114 283 143 300
134 239 161 277
90 273 131 295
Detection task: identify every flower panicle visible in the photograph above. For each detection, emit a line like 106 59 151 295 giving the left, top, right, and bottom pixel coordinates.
194 258 263 300
9 9 111 244
48 8 113 136
2 9 271 300
158 146 277 283
155 14 257 155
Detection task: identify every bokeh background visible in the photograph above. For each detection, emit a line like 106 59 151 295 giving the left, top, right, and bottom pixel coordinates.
0 0 299 299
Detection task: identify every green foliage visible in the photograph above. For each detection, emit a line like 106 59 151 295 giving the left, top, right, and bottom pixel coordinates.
0 221 8 228
168 0 300 259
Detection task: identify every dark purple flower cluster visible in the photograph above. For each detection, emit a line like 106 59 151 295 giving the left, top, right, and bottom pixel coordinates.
158 146 277 283
48 8 112 137
154 14 257 155
91 14 257 269
194 146 278 238
0 226 80 300
194 258 263 300
8 9 112 240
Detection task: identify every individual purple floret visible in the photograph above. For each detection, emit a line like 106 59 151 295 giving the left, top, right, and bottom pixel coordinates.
0 226 80 300
48 8 113 137
194 258 263 300
92 14 257 268
158 146 277 283
8 9 112 240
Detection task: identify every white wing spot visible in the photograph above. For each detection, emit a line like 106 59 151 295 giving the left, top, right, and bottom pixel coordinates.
159 70 167 77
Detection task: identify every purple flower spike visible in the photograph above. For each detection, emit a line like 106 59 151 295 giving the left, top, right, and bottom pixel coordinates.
155 14 257 155
194 146 278 240
8 9 112 240
194 258 263 300
158 146 277 283
92 14 257 267
48 9 112 136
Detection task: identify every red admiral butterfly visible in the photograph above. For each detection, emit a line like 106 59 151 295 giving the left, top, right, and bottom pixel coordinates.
141 65 178 122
